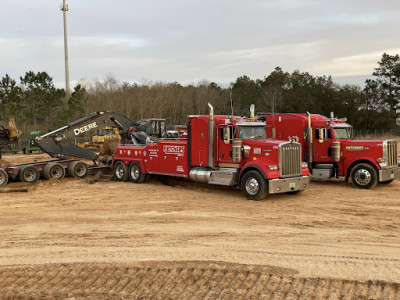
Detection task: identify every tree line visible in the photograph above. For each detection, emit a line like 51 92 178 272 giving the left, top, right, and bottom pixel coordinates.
0 53 399 138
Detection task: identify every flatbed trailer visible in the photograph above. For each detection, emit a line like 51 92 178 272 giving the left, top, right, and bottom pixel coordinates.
0 158 110 187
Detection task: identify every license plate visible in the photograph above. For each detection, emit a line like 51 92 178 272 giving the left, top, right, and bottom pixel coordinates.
290 182 296 188
391 173 395 179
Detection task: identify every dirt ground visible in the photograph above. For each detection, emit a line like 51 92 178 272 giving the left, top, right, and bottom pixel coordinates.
0 153 400 299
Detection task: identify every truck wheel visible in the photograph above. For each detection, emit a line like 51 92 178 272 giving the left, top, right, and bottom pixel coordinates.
43 162 66 180
350 163 378 189
114 161 129 181
67 161 88 178
129 161 146 183
0 169 8 187
18 166 39 183
241 170 267 201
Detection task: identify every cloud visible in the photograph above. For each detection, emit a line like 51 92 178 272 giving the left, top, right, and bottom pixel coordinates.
1 0 400 87
311 49 400 77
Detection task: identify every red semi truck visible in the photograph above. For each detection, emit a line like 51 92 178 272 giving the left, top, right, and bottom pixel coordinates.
113 104 310 200
263 113 400 188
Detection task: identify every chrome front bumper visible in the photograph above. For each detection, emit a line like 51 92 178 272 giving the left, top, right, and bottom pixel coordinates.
268 175 310 194
379 166 400 182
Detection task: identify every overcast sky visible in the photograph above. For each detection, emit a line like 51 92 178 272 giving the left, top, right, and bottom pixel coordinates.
1 0 399 89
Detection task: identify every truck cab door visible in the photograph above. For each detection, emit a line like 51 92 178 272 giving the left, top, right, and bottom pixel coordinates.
313 128 332 162
217 125 236 166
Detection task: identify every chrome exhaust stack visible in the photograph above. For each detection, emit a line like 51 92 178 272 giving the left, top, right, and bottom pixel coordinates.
208 103 214 169
307 112 313 167
250 104 255 118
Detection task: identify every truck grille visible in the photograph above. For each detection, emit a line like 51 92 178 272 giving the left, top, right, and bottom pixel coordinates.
279 142 302 177
384 140 398 167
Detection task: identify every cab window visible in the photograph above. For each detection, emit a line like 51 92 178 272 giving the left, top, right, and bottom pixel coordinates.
238 126 266 140
333 127 352 139
315 128 331 140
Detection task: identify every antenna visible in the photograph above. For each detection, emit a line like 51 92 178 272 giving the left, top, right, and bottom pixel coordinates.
229 91 234 117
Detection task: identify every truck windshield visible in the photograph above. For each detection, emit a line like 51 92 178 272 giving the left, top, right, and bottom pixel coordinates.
333 127 352 139
238 126 267 140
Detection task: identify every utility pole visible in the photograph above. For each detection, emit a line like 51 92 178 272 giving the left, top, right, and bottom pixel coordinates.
60 0 70 98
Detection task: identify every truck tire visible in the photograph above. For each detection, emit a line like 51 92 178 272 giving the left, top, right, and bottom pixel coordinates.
67 161 88 178
18 166 39 183
129 161 146 183
0 169 8 187
43 162 66 180
114 161 129 182
241 170 267 201
350 163 378 189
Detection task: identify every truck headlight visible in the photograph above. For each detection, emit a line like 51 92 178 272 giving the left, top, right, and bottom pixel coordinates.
302 162 308 168
269 165 278 171
377 157 387 167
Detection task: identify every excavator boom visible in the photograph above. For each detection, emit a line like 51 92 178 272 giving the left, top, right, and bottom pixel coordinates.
35 112 136 161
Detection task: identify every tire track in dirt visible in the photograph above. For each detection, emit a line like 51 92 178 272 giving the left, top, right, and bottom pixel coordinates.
0 261 399 299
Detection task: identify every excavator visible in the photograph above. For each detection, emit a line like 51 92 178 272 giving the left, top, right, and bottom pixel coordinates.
34 111 137 165
0 118 21 159
0 112 171 186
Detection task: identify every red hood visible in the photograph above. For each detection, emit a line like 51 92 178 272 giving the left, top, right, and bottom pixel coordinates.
243 138 293 148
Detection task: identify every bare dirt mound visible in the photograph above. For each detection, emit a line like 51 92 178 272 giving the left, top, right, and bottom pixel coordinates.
0 261 398 299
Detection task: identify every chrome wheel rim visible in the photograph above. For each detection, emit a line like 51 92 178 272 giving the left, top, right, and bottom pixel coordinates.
245 177 259 195
116 164 124 179
131 165 139 180
354 169 371 186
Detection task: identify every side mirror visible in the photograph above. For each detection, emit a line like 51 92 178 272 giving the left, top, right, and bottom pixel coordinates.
317 128 325 143
223 127 231 144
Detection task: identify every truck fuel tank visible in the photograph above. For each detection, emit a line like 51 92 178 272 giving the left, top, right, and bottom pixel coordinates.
189 167 238 186
331 141 341 162
232 139 243 163
311 163 335 179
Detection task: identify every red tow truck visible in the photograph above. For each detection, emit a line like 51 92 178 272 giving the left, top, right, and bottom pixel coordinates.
113 104 310 200
263 113 400 188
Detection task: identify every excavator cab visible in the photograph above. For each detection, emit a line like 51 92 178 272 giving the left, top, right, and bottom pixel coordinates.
91 127 119 144
136 118 166 138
